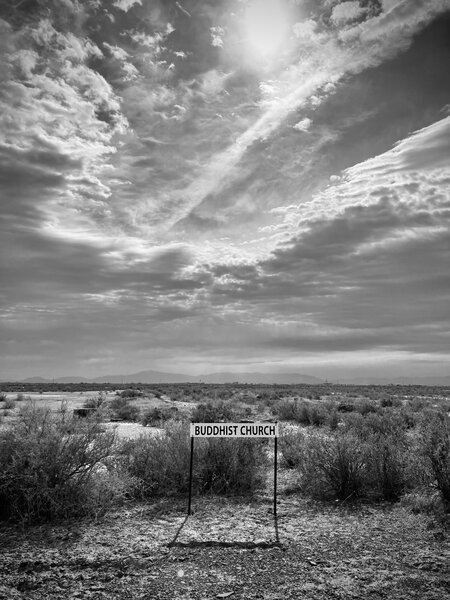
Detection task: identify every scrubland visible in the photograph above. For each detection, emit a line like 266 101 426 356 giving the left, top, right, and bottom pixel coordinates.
0 383 449 599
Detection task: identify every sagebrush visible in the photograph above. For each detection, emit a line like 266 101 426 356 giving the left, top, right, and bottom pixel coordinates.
0 405 118 523
119 422 267 497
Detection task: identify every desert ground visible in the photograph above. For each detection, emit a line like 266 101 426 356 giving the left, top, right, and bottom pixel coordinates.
0 383 449 599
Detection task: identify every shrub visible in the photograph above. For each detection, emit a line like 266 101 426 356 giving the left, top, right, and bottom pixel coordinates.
198 437 266 494
0 392 7 402
307 404 327 426
118 424 190 497
409 397 427 412
326 410 339 430
400 490 443 515
291 412 419 503
191 401 235 423
119 422 267 497
420 411 450 512
339 413 411 500
380 396 394 408
398 407 418 429
279 428 305 468
3 397 16 410
337 403 355 413
109 397 140 422
275 400 303 422
364 433 408 501
141 406 178 427
84 391 106 410
0 405 117 523
298 431 366 501
117 388 143 399
343 411 407 439
356 401 378 416
275 400 327 426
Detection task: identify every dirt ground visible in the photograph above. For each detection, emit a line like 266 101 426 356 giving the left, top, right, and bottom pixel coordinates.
1 392 114 413
1 494 449 600
0 393 171 439
1 394 449 598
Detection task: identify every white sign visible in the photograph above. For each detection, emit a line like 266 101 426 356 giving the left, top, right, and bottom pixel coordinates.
190 422 279 438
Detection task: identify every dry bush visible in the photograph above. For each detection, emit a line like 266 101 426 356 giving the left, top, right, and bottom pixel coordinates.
285 410 422 503
119 422 267 498
141 406 179 427
198 437 267 495
420 411 450 512
119 423 190 497
275 399 305 423
363 433 409 501
400 490 444 515
409 397 428 412
275 400 328 426
191 401 236 423
327 409 339 430
117 388 143 399
298 431 366 501
342 410 409 439
355 400 379 416
83 391 107 410
109 396 140 421
353 413 411 501
279 428 306 468
3 397 16 410
380 396 402 408
0 405 117 523
300 411 413 501
307 404 328 426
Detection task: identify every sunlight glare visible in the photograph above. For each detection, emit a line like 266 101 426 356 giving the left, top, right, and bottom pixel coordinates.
243 0 290 60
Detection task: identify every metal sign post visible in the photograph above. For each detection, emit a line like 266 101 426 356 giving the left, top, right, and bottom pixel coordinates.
188 422 279 516
188 436 194 516
274 433 277 517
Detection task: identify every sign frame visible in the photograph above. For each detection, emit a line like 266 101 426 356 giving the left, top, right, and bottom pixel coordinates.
187 421 278 517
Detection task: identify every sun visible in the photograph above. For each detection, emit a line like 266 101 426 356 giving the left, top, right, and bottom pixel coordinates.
242 0 291 61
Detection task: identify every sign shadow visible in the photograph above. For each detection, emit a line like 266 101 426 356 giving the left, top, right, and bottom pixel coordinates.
167 514 281 549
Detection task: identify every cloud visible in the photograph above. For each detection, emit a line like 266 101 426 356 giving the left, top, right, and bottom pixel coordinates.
340 0 450 46
292 19 319 40
175 2 192 19
331 1 366 24
277 115 450 230
366 115 450 172
210 26 225 48
206 192 450 354
1 1 450 378
153 2 450 232
198 111 450 360
113 0 142 13
293 117 312 132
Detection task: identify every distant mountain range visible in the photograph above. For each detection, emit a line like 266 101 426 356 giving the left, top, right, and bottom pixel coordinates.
337 376 450 386
7 370 450 385
17 370 323 385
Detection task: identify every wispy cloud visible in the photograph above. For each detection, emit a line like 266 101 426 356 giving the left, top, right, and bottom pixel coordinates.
149 1 450 233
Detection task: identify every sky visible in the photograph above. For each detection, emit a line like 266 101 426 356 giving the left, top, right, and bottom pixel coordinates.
1 0 450 380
